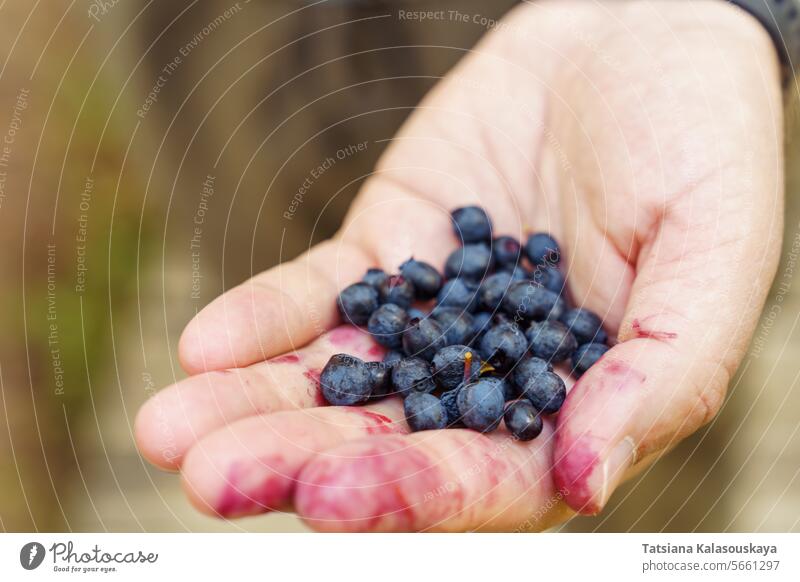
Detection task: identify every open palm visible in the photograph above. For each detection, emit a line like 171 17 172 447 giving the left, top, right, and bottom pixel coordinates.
135 1 783 531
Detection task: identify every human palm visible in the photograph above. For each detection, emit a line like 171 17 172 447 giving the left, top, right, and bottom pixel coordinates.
136 1 783 531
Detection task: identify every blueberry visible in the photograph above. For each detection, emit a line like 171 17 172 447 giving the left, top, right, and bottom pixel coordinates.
320 354 373 406
367 303 409 349
366 361 392 400
402 317 447 361
436 278 479 312
404 392 448 431
499 264 530 281
382 349 404 369
571 342 609 377
451 206 492 243
512 356 552 392
525 320 578 363
478 321 528 372
560 308 608 345
531 265 565 294
399 258 443 300
492 235 522 268
497 376 517 401
478 271 514 311
431 344 482 390
501 281 565 321
525 232 560 266
469 311 493 345
518 370 566 414
444 244 493 281
504 400 543 441
391 357 436 396
440 389 463 426
362 268 388 290
456 378 506 432
432 307 474 346
337 283 379 326
407 307 429 320
378 275 415 309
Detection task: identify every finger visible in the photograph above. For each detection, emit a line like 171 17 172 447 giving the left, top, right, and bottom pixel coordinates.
135 324 383 470
294 427 572 532
551 5 783 514
178 239 374 374
554 160 783 515
180 400 407 518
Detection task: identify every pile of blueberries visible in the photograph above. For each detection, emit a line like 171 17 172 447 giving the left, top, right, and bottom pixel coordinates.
320 206 609 441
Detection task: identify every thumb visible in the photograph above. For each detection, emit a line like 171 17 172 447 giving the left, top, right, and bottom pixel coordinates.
553 179 783 516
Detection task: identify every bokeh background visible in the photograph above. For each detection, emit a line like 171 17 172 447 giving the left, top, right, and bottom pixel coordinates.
0 0 798 532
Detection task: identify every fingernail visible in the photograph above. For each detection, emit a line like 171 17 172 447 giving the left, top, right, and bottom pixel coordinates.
597 437 637 509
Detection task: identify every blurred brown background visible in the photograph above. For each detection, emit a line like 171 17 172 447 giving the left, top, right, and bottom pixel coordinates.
0 0 797 532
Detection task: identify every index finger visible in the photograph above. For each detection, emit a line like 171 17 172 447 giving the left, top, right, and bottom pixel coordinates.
178 238 373 374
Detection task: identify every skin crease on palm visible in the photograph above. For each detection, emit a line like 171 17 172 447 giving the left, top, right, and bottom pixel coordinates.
134 1 784 531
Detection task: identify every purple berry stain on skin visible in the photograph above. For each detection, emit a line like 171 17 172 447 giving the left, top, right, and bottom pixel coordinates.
631 318 677 341
601 359 647 386
296 437 458 531
353 409 407 435
554 359 646 514
328 325 364 348
270 353 301 365
553 434 602 515
216 455 293 517
303 368 326 406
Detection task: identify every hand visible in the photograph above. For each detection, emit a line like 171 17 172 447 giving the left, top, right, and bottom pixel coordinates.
135 0 783 531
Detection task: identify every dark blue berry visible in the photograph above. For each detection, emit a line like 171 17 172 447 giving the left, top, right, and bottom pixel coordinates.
391 357 436 396
367 361 392 400
378 275 415 309
432 307 474 346
436 278 479 312
518 370 566 414
525 232 560 266
526 320 578 363
492 235 522 268
399 258 443 300
407 307 429 320
337 283 379 326
402 317 447 361
499 264 530 281
456 378 506 432
504 400 543 441
444 244 493 281
478 271 514 311
382 349 404 369
362 268 388 290
451 206 492 243
531 265 565 294
497 376 517 401
571 343 609 377
512 356 552 392
502 281 565 321
320 354 373 406
404 393 447 431
431 344 482 390
440 389 463 426
478 321 528 372
367 303 409 349
560 308 608 345
469 311 493 345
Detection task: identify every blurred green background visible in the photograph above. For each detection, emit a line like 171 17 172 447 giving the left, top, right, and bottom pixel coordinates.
0 0 797 532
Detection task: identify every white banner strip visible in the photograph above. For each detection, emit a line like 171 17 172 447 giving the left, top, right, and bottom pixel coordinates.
1 533 798 581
